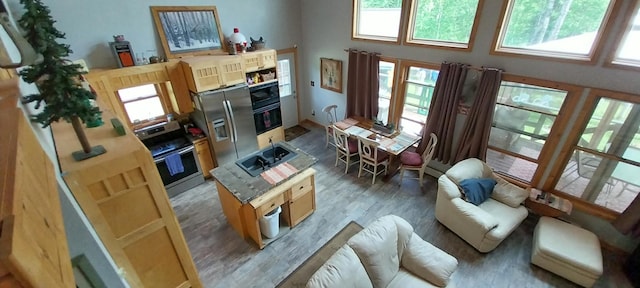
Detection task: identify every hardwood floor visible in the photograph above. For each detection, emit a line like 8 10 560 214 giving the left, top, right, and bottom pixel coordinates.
170 124 633 288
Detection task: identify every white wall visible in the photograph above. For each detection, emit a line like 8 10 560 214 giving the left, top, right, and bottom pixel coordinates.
16 0 303 68
298 0 640 251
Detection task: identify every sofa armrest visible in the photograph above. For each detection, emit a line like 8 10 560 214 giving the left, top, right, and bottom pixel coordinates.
438 175 462 200
451 198 499 233
401 233 458 287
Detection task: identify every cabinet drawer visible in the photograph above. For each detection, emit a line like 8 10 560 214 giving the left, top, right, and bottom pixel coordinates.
289 176 313 200
255 193 285 218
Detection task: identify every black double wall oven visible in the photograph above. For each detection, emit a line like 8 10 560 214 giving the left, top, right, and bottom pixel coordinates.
249 81 282 134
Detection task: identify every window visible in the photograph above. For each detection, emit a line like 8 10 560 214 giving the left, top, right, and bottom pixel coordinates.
353 0 403 42
118 84 166 123
397 65 439 136
277 59 292 97
406 0 482 49
611 1 640 67
554 94 640 213
494 0 615 60
377 60 396 124
486 79 568 182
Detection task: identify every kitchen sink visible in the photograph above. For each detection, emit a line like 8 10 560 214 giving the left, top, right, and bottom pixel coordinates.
236 143 298 177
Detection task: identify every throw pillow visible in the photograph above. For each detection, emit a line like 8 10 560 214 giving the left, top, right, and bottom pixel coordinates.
491 179 529 207
459 178 497 206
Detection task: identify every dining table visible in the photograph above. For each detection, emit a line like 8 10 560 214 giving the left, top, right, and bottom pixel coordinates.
333 116 422 181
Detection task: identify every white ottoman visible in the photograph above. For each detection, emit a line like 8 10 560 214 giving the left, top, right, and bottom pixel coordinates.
532 216 603 287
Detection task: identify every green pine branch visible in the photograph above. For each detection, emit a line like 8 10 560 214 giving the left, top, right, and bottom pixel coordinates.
18 0 101 128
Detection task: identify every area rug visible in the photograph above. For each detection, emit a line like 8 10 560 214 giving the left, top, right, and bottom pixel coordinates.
276 221 363 287
284 125 311 142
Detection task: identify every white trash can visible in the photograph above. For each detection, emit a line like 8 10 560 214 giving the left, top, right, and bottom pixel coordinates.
259 206 281 238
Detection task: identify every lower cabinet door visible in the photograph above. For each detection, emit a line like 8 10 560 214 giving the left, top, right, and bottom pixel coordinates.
288 190 315 227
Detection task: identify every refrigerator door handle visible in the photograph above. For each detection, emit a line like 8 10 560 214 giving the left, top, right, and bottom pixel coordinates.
226 99 240 144
222 99 235 143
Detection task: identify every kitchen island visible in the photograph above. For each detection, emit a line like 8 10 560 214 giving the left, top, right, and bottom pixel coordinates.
211 142 317 248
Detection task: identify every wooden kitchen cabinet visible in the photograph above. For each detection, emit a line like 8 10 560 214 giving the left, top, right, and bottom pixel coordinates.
216 168 316 249
0 80 75 288
242 49 277 73
257 127 285 149
194 138 214 178
53 111 202 288
180 55 245 92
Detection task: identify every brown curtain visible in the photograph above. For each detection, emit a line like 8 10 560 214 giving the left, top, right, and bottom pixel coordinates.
417 62 468 165
454 68 502 163
614 196 640 238
346 50 379 119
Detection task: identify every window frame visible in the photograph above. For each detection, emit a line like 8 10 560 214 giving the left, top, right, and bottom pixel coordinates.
486 75 583 186
351 0 408 44
545 88 640 219
403 0 484 51
607 0 640 71
392 60 440 135
491 0 620 63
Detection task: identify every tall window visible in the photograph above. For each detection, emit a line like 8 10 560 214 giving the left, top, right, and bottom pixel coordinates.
277 59 292 97
118 84 166 124
406 0 482 49
377 60 396 124
494 0 615 60
611 1 640 67
353 0 403 42
554 94 640 213
397 65 439 136
486 79 568 182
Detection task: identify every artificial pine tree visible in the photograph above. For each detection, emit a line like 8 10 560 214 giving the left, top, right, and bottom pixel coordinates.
18 0 105 160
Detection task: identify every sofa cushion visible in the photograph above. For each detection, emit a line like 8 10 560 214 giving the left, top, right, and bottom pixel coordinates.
401 233 458 287
387 269 438 288
445 158 490 184
348 218 400 288
491 178 529 208
478 199 528 241
459 178 496 205
306 245 373 288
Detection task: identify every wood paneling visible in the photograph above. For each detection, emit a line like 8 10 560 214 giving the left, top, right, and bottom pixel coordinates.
54 111 202 288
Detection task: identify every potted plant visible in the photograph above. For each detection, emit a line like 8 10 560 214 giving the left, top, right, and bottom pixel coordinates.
18 0 105 161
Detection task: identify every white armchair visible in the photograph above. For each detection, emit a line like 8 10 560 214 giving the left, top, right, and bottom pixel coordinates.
435 158 529 253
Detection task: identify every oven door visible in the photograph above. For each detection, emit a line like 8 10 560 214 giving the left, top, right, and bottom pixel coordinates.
249 82 280 109
253 102 282 135
154 145 202 197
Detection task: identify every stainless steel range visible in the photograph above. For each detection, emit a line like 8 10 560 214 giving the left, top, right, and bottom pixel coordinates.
136 121 205 198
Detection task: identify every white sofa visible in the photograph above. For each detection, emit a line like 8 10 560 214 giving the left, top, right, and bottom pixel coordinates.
306 215 458 288
435 158 529 253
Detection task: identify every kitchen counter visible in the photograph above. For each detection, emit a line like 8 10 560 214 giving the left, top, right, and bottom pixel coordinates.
211 142 317 204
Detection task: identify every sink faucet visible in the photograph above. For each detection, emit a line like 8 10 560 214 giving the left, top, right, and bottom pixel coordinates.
269 136 277 162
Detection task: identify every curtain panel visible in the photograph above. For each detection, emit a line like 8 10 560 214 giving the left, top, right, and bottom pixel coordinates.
417 62 468 165
454 68 502 163
345 50 379 119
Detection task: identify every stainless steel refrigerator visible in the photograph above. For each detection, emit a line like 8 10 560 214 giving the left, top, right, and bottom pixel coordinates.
191 84 259 166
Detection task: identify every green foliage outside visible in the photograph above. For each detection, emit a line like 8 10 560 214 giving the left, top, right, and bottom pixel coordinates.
362 0 610 45
18 0 101 128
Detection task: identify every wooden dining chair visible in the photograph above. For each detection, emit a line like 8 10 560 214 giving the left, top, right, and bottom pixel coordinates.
333 125 359 174
356 136 389 184
398 133 437 187
323 104 338 148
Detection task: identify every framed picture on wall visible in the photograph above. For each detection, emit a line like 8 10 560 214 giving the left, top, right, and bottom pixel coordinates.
151 6 226 59
320 58 342 93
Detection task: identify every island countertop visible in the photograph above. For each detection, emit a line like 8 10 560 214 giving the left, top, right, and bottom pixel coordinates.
210 142 317 204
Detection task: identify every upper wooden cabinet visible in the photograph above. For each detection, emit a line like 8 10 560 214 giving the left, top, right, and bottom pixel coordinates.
242 49 277 73
180 55 245 92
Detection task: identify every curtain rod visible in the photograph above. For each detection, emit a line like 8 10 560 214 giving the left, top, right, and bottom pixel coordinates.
344 49 504 72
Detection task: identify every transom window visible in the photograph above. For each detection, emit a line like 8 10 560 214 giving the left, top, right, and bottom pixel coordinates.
118 84 166 124
494 0 615 60
353 0 403 42
406 0 482 49
486 80 568 182
612 1 640 67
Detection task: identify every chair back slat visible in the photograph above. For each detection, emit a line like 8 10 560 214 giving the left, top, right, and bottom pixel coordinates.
323 104 338 125
357 136 379 162
421 133 438 169
333 126 350 152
